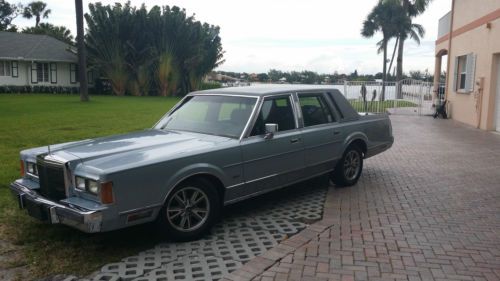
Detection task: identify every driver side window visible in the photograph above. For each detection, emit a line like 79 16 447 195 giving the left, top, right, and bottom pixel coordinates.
250 96 296 136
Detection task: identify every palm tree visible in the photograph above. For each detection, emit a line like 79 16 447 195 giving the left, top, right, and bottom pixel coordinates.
22 23 74 44
391 0 432 84
75 0 88 101
22 1 51 27
361 0 402 101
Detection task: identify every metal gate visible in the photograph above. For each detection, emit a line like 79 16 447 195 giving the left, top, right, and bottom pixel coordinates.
392 79 434 116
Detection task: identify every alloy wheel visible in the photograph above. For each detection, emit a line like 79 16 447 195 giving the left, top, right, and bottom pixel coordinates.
343 150 361 181
166 187 210 232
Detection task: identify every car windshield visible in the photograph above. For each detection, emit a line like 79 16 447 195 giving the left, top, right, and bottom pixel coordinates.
158 95 257 138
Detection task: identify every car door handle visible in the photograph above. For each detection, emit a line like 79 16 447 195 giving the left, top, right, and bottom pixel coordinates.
333 131 341 135
290 138 300 143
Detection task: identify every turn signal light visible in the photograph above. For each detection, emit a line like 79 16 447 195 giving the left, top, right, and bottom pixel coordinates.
100 181 114 204
20 160 25 177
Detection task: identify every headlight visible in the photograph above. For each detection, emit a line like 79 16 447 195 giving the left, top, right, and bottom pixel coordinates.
76 177 86 190
75 176 99 195
26 162 38 176
88 180 99 194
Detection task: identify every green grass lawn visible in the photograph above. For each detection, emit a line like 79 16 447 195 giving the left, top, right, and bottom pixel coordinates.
0 94 181 280
348 99 417 112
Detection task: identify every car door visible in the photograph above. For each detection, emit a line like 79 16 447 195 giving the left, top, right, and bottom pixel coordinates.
225 94 305 201
297 92 344 176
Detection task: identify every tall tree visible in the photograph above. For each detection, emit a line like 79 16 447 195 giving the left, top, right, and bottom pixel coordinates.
0 0 21 31
75 0 88 101
361 0 402 101
23 23 74 44
390 0 432 84
22 1 51 27
85 2 223 96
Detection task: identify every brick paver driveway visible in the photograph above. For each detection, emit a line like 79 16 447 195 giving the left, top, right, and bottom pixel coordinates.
225 116 500 281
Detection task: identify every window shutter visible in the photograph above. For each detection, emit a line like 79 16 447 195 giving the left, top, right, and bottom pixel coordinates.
453 56 459 92
70 63 77 84
50 63 57 84
11 61 18 78
465 53 476 92
31 63 38 84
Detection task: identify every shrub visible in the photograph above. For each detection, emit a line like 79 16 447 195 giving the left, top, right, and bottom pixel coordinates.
0 85 82 94
198 82 222 91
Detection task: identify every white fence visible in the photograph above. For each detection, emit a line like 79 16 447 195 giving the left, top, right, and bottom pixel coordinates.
332 79 436 115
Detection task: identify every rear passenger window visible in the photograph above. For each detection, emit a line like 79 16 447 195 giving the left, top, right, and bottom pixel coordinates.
251 96 296 136
299 94 335 127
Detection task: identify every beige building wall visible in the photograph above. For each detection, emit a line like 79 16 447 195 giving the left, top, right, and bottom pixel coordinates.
436 0 500 130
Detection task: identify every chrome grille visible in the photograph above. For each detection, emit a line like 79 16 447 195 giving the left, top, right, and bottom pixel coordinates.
36 155 66 201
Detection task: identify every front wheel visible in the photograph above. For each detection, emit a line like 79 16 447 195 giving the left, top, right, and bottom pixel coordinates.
157 178 220 241
331 145 364 187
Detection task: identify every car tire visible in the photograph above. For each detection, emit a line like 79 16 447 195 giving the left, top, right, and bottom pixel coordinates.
157 178 220 241
331 144 364 187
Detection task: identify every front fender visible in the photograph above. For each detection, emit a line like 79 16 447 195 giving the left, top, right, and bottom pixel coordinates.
161 163 228 203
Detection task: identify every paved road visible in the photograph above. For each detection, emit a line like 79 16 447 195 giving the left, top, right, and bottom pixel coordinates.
225 116 500 281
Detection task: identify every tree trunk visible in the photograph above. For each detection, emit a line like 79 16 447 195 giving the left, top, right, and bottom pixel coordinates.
36 15 40 27
396 37 405 99
387 37 399 78
75 0 89 102
381 40 387 101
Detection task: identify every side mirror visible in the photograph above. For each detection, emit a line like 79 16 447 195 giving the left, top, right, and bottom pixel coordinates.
264 123 278 140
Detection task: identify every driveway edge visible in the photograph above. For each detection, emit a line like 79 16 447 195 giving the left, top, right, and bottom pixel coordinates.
221 185 337 281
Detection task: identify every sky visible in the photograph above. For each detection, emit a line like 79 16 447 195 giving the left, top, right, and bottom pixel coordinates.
11 0 452 75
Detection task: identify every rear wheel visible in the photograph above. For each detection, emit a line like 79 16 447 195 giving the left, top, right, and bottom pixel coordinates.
331 144 363 187
158 178 220 241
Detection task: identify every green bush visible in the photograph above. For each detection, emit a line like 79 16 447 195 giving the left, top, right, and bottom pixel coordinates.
198 81 222 91
0 85 81 94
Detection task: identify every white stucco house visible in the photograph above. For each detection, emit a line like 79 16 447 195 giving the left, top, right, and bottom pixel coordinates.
0 32 93 88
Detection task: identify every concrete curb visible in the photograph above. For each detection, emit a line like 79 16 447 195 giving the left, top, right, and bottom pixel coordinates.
221 186 337 281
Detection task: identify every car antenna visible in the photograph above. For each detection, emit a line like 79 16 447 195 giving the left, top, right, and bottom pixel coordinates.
48 144 51 155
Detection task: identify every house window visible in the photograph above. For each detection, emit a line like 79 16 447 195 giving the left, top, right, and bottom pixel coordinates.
70 63 78 84
454 53 476 93
36 63 50 82
457 56 467 90
0 61 12 76
50 63 57 83
11 61 18 77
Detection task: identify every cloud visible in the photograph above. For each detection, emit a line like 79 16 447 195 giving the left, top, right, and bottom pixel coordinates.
11 0 451 74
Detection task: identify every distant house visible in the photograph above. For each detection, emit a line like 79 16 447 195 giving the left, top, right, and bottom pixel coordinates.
0 32 93 88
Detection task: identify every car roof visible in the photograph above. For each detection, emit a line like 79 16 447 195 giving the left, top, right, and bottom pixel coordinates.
190 84 342 97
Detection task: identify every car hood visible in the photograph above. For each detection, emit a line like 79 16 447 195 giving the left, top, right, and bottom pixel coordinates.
57 129 232 163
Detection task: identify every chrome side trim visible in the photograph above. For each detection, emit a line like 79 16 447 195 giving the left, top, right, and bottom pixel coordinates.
240 93 299 140
239 96 262 141
291 92 303 128
119 203 163 215
237 147 304 165
226 173 278 189
191 93 260 99
225 157 339 191
224 169 333 206
49 206 60 223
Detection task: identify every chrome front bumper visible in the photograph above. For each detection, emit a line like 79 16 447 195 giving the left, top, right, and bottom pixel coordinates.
10 180 103 233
